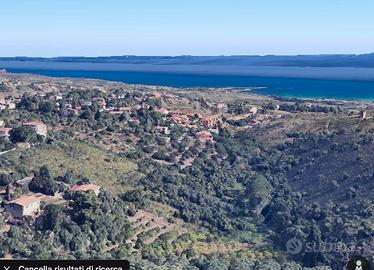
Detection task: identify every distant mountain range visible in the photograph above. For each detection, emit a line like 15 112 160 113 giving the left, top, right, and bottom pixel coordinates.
1 54 374 68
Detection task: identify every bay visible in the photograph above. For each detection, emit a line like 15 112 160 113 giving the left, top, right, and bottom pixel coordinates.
6 68 374 101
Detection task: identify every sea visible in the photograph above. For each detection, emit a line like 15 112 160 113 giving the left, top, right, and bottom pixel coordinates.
5 68 374 101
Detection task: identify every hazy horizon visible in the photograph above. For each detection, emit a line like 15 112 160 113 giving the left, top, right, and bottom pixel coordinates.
2 53 374 58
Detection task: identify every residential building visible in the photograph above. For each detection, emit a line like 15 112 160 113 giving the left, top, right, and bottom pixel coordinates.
118 107 132 112
48 94 63 102
360 110 367 119
187 112 202 119
23 121 47 136
197 131 213 143
249 106 258 115
68 184 101 196
93 97 107 108
63 107 79 117
109 111 123 115
0 127 12 138
15 176 33 188
133 104 142 111
201 115 221 129
156 107 170 115
172 114 189 125
213 103 227 113
6 102 16 110
5 195 41 218
129 118 140 125
149 92 162 99
0 98 16 110
155 126 170 135
83 101 93 107
141 103 150 110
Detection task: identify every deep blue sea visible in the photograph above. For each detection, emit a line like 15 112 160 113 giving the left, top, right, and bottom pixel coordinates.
7 68 374 101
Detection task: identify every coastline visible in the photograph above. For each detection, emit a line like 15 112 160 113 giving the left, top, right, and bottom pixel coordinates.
2 70 374 105
1 60 374 81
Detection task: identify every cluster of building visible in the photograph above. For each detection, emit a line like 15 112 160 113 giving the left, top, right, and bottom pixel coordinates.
3 89 263 150
103 92 259 144
0 96 17 111
0 120 48 139
1 183 101 221
51 90 231 144
168 110 223 129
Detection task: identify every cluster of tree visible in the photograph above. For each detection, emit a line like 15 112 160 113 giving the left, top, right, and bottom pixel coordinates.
3 89 372 269
279 103 339 113
0 137 14 152
0 182 133 259
248 133 374 268
133 126 374 269
0 171 23 186
139 133 271 234
17 95 58 114
9 126 41 144
28 165 59 195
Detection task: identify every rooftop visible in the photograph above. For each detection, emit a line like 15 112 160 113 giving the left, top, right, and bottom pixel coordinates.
197 131 213 137
9 195 40 207
68 183 100 192
23 121 44 126
0 127 12 132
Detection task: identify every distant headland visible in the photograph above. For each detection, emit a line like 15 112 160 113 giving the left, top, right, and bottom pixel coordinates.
1 54 374 67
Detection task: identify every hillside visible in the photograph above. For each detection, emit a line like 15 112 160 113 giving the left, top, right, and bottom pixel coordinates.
0 72 373 269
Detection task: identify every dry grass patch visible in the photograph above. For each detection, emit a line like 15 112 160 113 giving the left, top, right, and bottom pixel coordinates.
2 140 137 193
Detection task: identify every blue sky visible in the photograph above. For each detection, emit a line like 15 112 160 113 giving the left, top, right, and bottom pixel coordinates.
1 0 373 56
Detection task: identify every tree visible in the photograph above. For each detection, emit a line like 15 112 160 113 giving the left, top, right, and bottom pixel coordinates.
0 173 12 186
39 101 55 113
70 191 100 224
28 166 58 195
120 190 147 208
35 204 63 231
9 126 36 143
17 96 40 111
0 137 14 152
0 215 5 228
80 107 94 120
71 191 99 211
152 150 168 160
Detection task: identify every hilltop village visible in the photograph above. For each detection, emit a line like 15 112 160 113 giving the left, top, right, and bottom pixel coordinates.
0 72 373 269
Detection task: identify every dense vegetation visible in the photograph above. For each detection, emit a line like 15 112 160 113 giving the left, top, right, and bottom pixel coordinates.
0 84 373 269
0 186 133 259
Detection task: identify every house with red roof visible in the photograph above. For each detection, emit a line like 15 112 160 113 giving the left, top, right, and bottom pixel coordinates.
149 92 162 99
197 131 213 143
0 127 12 138
201 115 222 129
171 114 189 125
23 121 47 136
156 107 170 115
69 184 101 196
5 195 41 218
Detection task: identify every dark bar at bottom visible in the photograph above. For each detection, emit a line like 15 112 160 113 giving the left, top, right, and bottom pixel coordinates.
0 260 130 270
